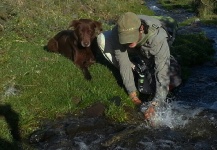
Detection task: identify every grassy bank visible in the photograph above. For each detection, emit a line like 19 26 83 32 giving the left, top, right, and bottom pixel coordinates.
0 0 216 149
0 0 153 148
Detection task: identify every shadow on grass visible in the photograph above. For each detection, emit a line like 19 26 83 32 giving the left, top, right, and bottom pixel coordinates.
91 38 124 88
0 104 21 149
43 37 125 91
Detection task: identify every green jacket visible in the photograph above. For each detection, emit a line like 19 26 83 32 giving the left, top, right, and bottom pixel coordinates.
114 15 170 102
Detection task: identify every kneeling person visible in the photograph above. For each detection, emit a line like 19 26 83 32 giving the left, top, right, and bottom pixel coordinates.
97 12 181 119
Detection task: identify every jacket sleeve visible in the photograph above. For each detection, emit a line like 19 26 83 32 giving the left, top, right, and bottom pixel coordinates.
149 29 170 102
114 46 137 94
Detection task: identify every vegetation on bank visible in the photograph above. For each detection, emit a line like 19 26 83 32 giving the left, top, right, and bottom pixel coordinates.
0 0 216 149
158 0 216 79
159 0 217 24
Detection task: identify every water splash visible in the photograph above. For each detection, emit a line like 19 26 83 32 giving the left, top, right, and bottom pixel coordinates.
150 101 204 129
150 6 162 11
74 137 89 150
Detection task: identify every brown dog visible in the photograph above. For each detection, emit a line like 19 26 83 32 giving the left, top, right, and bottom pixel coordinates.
46 19 102 80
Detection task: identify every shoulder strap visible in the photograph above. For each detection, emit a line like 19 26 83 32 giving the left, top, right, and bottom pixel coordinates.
137 24 159 46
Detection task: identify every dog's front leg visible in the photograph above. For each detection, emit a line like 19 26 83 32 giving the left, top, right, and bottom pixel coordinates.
82 67 92 80
73 52 92 80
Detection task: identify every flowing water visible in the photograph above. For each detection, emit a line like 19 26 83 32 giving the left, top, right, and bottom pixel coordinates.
145 0 195 22
29 1 217 149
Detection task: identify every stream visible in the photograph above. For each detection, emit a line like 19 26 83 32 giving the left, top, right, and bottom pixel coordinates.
28 1 217 149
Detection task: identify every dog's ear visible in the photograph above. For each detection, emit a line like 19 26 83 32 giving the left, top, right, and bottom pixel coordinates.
68 20 81 30
68 20 80 40
93 21 103 35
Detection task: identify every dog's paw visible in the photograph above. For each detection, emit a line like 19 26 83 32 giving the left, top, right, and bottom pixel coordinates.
85 74 92 81
82 68 92 81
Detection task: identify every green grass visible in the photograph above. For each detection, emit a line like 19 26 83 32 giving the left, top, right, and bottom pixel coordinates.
0 40 130 134
0 0 216 149
171 33 215 80
172 34 215 66
0 0 153 145
159 0 194 10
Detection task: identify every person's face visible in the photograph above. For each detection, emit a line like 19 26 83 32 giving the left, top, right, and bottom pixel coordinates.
127 31 142 48
128 42 137 48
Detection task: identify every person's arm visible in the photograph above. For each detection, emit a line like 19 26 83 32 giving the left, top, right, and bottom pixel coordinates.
114 47 142 105
151 37 170 103
114 46 137 94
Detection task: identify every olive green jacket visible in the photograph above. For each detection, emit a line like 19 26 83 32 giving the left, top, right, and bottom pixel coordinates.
112 15 170 102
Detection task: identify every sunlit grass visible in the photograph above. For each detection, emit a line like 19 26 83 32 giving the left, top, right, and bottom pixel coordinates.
0 0 216 148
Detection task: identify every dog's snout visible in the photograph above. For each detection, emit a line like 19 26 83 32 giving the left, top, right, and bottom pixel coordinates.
81 41 90 47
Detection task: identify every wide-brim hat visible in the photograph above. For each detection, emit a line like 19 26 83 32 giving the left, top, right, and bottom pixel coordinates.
117 12 141 44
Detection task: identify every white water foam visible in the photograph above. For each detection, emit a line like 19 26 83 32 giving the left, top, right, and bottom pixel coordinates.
150 101 204 128
74 137 89 150
150 6 162 11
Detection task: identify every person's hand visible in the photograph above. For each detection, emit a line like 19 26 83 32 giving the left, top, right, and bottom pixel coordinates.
144 105 155 120
129 91 141 105
140 101 158 120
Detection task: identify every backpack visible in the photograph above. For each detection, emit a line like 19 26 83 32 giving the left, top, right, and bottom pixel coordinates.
152 16 178 46
138 15 178 46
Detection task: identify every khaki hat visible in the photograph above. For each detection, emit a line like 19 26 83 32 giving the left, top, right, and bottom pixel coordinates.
117 12 141 44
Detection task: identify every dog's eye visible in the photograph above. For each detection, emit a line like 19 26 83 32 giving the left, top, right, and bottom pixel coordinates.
88 29 94 34
81 28 93 34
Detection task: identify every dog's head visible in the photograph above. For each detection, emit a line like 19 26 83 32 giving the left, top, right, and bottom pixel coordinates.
69 19 102 47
